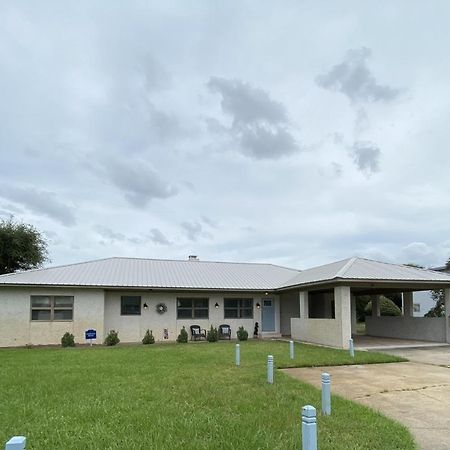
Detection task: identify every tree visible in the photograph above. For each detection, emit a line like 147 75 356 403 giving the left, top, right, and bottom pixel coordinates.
0 218 48 274
424 257 450 317
364 296 402 317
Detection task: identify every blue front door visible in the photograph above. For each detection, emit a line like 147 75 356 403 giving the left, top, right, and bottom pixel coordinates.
262 298 275 331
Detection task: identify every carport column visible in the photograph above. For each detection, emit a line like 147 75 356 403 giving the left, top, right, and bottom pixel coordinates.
334 286 351 349
403 292 414 317
299 291 309 319
371 295 380 317
445 288 450 344
351 293 357 335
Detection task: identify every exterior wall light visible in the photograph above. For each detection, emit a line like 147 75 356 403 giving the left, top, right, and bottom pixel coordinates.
215 302 219 309
143 303 148 310
256 302 261 309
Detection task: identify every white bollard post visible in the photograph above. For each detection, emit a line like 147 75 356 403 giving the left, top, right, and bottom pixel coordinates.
235 343 240 366
5 436 26 450
321 372 331 415
349 338 355 358
289 340 295 359
301 405 317 450
267 355 274 384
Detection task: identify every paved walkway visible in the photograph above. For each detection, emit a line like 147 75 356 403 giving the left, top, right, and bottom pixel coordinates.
283 348 450 450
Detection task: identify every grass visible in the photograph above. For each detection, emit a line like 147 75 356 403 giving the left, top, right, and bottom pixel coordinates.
0 341 415 449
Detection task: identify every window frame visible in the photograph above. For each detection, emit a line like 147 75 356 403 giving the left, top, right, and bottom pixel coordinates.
30 295 74 322
176 298 209 319
224 298 254 319
120 296 142 316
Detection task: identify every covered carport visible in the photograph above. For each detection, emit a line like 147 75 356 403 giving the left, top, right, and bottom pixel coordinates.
278 257 450 349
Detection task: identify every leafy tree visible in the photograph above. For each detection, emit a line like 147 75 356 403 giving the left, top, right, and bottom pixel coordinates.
364 296 402 316
425 258 450 317
0 218 48 274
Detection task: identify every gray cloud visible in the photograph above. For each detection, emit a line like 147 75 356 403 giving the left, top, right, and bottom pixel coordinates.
208 77 299 159
181 221 212 241
351 141 381 174
208 77 287 125
95 226 127 243
316 47 400 103
0 185 76 226
104 159 178 207
149 228 171 245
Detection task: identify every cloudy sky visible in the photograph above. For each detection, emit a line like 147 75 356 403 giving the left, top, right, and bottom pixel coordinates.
1 1 450 270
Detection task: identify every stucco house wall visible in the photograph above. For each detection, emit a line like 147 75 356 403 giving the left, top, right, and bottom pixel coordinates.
0 287 104 347
104 291 270 342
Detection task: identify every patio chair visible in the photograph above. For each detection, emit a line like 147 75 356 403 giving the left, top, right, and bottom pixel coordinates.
218 324 232 340
190 325 207 341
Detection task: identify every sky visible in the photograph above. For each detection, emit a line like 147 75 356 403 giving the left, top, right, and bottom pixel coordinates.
1 1 450 270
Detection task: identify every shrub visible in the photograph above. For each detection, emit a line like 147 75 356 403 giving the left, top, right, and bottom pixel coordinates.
104 329 120 346
142 329 155 345
61 332 75 347
177 326 188 343
207 325 218 342
237 326 248 341
365 296 402 317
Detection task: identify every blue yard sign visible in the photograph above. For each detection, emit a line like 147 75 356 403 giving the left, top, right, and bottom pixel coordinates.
85 329 96 346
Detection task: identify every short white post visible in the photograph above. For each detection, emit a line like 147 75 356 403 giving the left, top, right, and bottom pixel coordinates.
289 340 295 359
301 405 317 450
267 355 274 384
321 372 331 415
349 338 355 358
235 344 240 366
5 436 26 450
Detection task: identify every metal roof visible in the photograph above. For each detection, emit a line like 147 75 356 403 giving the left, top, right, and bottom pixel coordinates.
281 257 450 288
0 257 299 291
1 256 449 291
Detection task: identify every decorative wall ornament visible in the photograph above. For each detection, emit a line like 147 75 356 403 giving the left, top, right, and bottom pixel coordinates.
156 302 168 314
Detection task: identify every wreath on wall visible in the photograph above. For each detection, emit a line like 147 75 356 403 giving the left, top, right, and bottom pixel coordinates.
156 303 168 315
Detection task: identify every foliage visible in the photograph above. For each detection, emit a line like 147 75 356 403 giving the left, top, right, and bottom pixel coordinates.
176 326 188 343
104 330 120 346
0 218 48 274
142 329 155 345
207 325 218 342
425 290 444 317
61 332 75 347
425 257 450 317
236 326 248 341
364 296 402 316
355 296 370 322
0 342 412 450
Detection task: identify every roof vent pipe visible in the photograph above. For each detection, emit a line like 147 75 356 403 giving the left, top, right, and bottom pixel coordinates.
188 255 199 261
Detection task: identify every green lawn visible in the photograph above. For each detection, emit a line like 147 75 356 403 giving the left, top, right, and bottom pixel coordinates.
0 341 415 449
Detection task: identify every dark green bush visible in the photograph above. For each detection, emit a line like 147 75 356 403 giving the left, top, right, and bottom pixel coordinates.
207 325 218 342
177 326 188 343
237 326 248 341
365 296 402 316
142 329 155 345
61 332 75 347
104 329 120 346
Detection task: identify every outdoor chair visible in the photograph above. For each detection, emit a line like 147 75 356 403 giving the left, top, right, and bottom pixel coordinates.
218 324 231 340
190 325 207 341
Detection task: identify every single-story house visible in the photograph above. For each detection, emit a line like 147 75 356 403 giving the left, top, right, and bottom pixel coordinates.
1 255 450 349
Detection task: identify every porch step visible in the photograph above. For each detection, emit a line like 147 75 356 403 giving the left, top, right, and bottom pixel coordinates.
261 332 282 339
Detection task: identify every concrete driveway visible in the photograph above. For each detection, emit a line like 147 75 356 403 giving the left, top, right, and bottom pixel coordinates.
283 347 450 450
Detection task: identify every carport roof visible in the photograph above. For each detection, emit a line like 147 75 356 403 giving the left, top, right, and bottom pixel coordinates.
280 257 450 289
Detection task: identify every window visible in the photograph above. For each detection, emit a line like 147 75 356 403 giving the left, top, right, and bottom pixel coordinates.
121 296 141 315
31 295 74 321
224 298 253 319
177 298 209 319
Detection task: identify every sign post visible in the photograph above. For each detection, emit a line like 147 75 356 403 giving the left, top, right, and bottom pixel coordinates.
85 329 97 346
